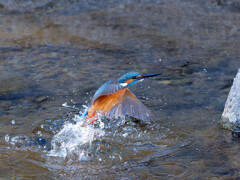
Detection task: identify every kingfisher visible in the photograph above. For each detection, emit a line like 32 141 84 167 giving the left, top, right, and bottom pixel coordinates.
82 72 162 125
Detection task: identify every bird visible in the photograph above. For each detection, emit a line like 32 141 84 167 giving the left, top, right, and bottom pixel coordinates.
81 72 162 125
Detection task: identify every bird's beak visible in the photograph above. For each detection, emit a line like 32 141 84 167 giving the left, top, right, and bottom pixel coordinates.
139 73 162 79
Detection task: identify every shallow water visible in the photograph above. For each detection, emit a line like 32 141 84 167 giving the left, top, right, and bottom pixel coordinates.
0 0 240 179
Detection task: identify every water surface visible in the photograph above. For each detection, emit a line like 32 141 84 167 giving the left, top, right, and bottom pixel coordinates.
0 0 240 179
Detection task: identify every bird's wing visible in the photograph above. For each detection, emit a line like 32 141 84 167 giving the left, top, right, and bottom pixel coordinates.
105 89 151 123
90 80 125 106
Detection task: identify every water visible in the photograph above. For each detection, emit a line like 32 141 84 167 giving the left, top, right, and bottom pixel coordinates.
0 0 240 179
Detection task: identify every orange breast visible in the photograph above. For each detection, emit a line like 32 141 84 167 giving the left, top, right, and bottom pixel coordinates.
88 89 127 117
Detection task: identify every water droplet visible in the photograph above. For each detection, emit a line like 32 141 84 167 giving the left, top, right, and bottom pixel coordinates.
11 120 15 124
5 134 10 142
62 102 68 107
37 131 42 136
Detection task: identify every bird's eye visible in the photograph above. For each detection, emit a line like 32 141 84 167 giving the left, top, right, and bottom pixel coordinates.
132 76 137 79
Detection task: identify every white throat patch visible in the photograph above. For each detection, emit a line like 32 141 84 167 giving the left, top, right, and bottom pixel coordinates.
120 83 128 87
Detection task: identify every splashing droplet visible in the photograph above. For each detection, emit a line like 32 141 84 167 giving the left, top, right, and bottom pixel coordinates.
48 115 105 159
5 134 10 142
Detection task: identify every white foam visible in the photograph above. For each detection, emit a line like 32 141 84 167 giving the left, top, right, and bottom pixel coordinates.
48 115 105 159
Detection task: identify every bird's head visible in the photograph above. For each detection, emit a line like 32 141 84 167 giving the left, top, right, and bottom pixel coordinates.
117 72 162 87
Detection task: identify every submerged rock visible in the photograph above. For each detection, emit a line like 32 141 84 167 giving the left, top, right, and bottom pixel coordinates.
222 69 240 135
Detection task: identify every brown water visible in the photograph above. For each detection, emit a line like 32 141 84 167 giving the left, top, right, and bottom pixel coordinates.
0 0 240 179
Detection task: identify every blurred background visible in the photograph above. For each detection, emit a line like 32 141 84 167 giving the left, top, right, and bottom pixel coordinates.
0 0 240 179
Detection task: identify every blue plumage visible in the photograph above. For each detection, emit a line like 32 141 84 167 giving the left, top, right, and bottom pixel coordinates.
90 80 124 105
117 72 140 83
91 72 141 105
92 80 112 100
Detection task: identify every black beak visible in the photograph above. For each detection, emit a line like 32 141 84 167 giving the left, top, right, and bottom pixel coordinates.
139 73 162 79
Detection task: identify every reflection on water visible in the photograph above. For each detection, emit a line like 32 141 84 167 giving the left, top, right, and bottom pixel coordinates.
0 0 240 179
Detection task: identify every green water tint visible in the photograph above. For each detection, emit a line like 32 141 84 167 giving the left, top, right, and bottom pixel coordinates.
1 0 240 179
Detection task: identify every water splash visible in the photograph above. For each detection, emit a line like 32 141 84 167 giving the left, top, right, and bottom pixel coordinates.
62 102 78 110
5 134 50 152
5 103 166 164
48 114 105 160
4 105 105 159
